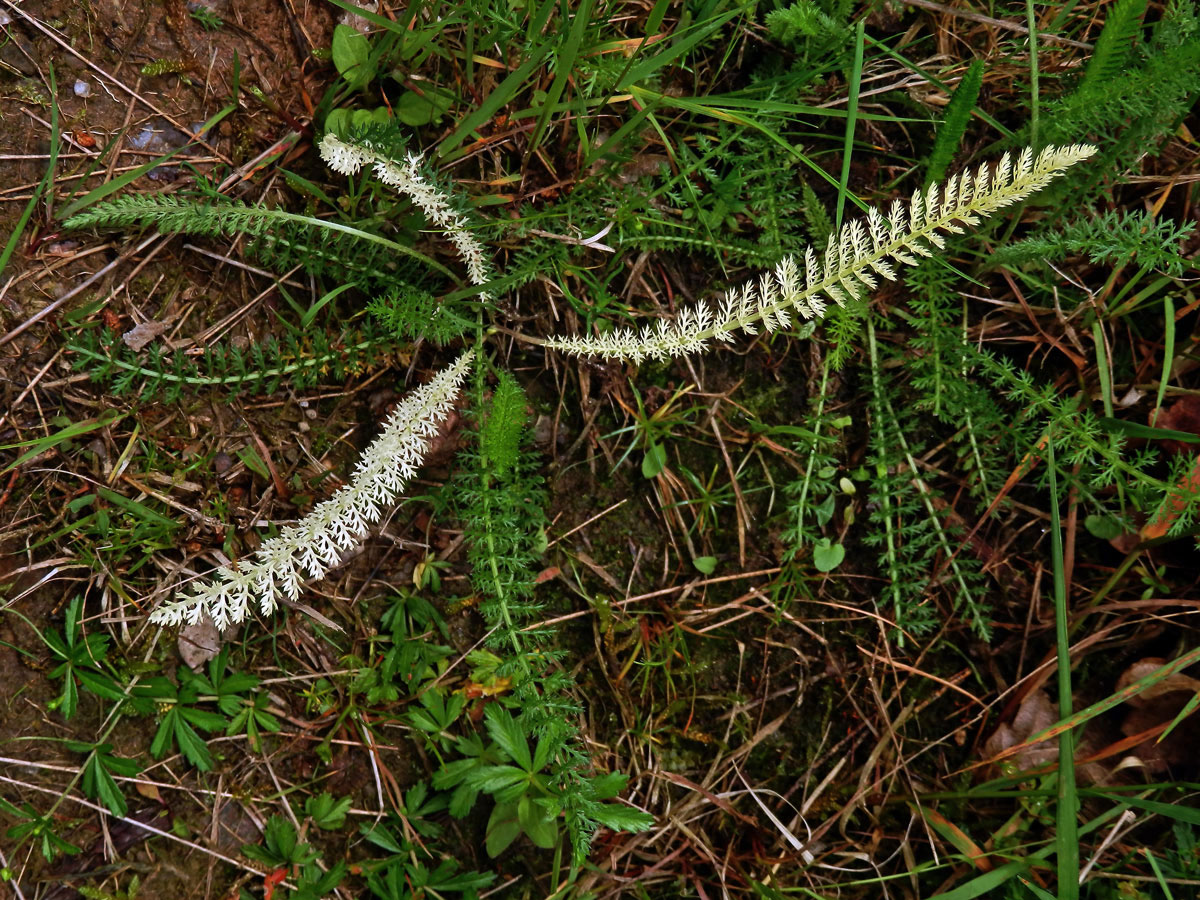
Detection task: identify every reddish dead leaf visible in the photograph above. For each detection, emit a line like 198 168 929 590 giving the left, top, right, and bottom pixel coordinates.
133 781 162 803
1140 452 1200 540
460 676 511 699
263 868 287 900
1151 397 1200 456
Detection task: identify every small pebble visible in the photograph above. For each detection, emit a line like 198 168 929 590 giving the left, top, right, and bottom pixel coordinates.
73 80 91 97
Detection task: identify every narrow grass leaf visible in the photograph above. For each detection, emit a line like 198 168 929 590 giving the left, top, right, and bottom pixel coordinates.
1019 877 1059 900
1081 793 1200 826
914 803 991 870
983 649 1200 763
929 860 1029 899
1156 295 1176 415
528 0 595 154
616 7 743 90
1157 690 1199 742
1 410 125 475
1097 417 1200 444
57 103 236 221
835 19 865 231
0 64 59 281
1047 440 1080 900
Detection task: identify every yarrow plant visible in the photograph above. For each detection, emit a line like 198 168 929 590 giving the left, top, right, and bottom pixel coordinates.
142 140 1094 632
318 133 495 298
149 351 473 630
544 144 1097 362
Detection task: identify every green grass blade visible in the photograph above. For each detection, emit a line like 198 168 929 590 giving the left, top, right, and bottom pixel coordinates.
528 0 596 155
616 7 743 90
1019 877 1059 899
438 49 550 160
1091 321 1114 419
437 0 556 159
1 410 125 475
1026 0 1040 146
1047 439 1080 900
929 860 1030 899
835 19 865 231
1155 295 1175 416
56 103 236 222
0 64 59 281
865 35 1012 138
1142 848 1177 900
1080 792 1200 826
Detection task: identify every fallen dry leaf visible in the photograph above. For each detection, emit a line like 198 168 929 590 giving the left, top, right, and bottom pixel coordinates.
122 320 170 351
1114 657 1200 705
1151 396 1200 457
1140 453 1200 541
177 613 222 669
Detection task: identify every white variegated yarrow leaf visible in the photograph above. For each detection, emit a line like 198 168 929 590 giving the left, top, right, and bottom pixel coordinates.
318 133 494 299
149 351 474 630
544 144 1097 363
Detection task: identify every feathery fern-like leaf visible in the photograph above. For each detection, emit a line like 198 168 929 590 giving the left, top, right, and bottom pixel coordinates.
926 60 984 186
545 144 1096 362
989 209 1196 275
68 326 398 401
1079 0 1147 93
64 194 449 280
479 372 528 476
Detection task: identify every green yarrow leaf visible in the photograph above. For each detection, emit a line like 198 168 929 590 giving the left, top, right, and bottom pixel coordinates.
479 371 528 476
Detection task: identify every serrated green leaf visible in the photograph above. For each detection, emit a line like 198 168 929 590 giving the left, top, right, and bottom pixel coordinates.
89 759 128 817
150 711 175 760
589 802 655 833
479 372 528 476
173 716 215 770
927 59 984 186
448 783 479 819
76 669 125 702
588 771 629 800
306 792 352 830
483 705 532 771
468 764 529 794
179 706 228 732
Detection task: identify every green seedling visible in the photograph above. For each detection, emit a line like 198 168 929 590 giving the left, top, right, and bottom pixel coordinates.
43 596 126 720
